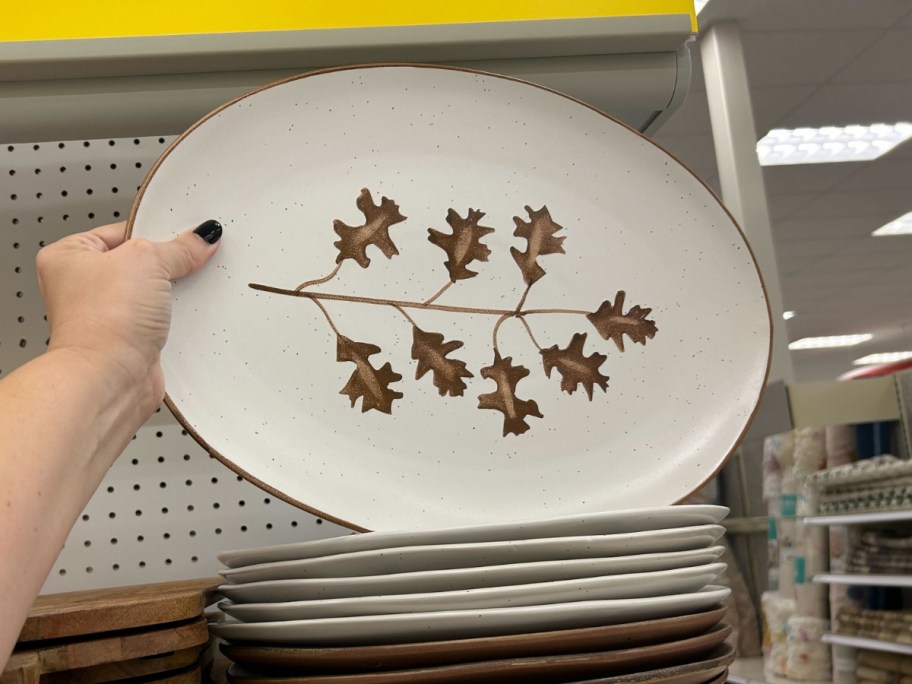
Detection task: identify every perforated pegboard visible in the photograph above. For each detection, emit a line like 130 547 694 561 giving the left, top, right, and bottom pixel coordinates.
1 137 349 593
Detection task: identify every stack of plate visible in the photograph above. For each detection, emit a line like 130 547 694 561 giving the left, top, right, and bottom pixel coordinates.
212 505 735 683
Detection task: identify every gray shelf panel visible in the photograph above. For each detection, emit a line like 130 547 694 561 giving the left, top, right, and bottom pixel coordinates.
0 15 693 143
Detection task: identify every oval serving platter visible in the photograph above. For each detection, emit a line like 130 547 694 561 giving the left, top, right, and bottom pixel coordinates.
128 64 771 531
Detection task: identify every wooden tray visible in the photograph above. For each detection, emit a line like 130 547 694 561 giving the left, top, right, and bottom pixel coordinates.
5 616 208 677
18 578 219 642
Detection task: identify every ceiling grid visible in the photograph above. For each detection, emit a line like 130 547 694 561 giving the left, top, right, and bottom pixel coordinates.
652 1 912 381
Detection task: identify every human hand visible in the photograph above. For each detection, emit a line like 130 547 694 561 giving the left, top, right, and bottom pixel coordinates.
36 220 222 417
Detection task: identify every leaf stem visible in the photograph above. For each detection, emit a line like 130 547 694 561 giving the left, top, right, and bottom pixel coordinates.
492 314 510 355
514 283 532 313
309 297 342 338
295 263 342 292
390 304 419 328
517 315 543 351
249 283 589 317
424 281 454 305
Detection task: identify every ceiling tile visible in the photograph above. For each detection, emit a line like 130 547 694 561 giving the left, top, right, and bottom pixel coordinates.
778 83 912 128
820 236 912 269
774 238 856 259
831 156 912 191
763 164 859 196
833 30 912 83
700 0 910 32
773 215 901 240
737 0 912 31
741 31 881 87
767 193 817 220
782 269 876 289
751 85 818 134
790 189 911 218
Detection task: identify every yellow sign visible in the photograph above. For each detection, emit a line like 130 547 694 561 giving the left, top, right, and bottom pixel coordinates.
3 1 696 41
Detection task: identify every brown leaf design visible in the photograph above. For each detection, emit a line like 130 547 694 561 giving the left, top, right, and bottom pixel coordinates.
427 208 495 282
510 205 566 285
333 188 407 268
337 335 403 414
411 327 473 397
587 291 657 352
478 351 543 437
540 332 610 400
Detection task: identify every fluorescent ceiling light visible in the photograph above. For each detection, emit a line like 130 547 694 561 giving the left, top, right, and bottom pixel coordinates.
783 311 795 320
789 334 872 350
872 211 912 236
694 0 710 12
757 123 912 166
853 351 912 365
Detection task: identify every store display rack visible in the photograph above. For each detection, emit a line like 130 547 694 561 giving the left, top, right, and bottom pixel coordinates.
814 574 912 589
805 510 912 526
821 634 912 658
808 505 912 660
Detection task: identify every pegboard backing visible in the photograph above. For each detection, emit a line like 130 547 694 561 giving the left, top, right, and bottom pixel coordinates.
1 137 349 593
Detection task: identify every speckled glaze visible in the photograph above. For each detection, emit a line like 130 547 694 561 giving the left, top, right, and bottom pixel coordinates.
128 65 771 532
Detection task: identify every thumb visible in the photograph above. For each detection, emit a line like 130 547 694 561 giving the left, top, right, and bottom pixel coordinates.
154 219 223 280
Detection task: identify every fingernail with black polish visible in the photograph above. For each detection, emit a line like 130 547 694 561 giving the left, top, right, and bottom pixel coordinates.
194 219 223 244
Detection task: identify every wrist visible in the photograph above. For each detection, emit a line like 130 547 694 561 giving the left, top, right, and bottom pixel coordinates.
45 345 162 425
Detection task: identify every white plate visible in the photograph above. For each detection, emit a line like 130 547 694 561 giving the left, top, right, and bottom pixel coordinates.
221 525 724 583
219 506 728 568
220 562 725 621
218 546 725 603
128 64 770 531
210 585 731 645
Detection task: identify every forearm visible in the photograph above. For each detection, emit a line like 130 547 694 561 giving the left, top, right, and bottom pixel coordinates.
0 349 150 665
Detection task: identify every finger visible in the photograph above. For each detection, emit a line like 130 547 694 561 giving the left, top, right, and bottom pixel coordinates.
154 219 223 280
86 222 129 251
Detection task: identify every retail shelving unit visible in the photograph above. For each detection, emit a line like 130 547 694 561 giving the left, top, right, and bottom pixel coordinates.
821 634 912 657
807 508 912 660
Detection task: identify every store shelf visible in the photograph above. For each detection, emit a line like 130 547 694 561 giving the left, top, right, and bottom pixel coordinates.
804 511 912 526
729 657 831 684
787 375 901 429
814 572 912 587
814 573 912 588
0 14 694 143
822 633 912 657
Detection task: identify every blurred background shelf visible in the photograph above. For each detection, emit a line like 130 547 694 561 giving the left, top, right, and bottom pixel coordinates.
729 657 832 684
804 510 912 526
814 573 912 588
822 634 912 657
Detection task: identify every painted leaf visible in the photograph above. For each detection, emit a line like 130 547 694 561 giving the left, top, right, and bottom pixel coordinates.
337 335 403 414
333 188 408 268
540 332 610 400
411 327 474 397
478 351 543 437
587 291 657 352
427 208 495 282
510 205 566 285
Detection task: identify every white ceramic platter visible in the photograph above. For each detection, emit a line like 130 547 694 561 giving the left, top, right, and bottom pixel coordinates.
128 65 770 531
210 585 731 645
218 546 724 603
221 525 725 583
219 506 727 568
220 562 725 622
